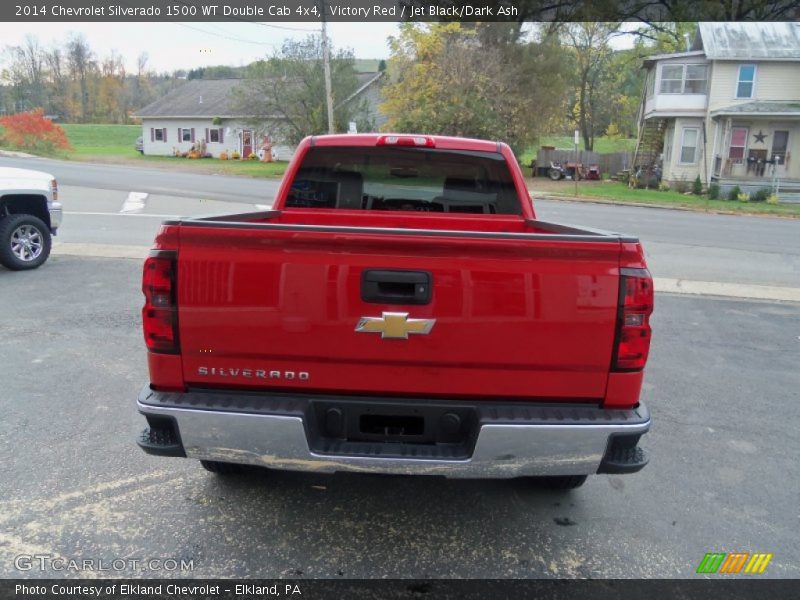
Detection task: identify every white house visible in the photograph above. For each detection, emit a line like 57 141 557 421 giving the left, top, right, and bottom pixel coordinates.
634 22 800 200
134 73 385 161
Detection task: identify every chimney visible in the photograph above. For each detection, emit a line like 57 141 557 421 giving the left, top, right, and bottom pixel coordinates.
684 32 691 52
199 95 203 104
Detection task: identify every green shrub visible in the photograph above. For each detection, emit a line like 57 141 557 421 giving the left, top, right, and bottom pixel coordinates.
692 175 703 195
727 185 741 201
749 188 770 203
738 192 750 202
658 181 670 192
767 194 780 205
707 183 720 200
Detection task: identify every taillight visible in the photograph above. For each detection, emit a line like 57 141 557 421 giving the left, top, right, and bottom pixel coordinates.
612 268 654 372
377 135 435 147
142 251 179 354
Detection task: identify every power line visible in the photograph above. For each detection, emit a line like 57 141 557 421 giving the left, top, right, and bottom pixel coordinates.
172 22 280 47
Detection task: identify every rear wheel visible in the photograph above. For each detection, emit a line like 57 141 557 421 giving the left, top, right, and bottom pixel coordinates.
548 168 562 181
200 460 243 475
0 214 52 270
533 475 588 490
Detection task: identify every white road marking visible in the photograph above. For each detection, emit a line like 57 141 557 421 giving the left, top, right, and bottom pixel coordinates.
52 243 149 259
120 191 148 213
65 211 179 218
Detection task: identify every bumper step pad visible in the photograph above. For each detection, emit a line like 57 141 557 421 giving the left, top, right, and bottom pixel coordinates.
137 425 185 457
598 445 649 474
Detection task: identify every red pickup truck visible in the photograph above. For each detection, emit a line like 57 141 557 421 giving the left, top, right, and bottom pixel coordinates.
136 134 653 489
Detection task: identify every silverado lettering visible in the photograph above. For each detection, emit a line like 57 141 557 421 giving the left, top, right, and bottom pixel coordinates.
197 367 310 380
136 134 654 490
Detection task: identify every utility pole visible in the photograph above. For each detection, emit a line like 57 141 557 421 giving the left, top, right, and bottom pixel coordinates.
321 0 334 134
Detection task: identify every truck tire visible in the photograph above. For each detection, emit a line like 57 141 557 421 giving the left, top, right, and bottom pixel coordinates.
548 168 562 181
0 214 52 270
534 475 588 490
200 460 243 475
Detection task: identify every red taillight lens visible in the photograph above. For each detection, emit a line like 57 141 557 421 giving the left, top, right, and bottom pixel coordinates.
142 251 179 354
612 268 654 371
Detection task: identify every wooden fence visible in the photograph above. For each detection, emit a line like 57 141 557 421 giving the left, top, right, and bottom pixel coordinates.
532 148 632 178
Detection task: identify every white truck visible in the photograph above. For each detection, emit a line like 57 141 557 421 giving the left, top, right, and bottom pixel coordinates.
0 167 62 270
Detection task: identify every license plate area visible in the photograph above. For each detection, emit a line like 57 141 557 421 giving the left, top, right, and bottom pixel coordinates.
359 414 424 437
307 399 479 459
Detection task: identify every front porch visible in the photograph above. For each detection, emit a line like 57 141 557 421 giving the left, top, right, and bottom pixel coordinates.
708 102 800 201
710 176 800 202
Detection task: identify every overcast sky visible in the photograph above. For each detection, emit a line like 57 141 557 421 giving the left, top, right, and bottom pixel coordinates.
0 22 635 74
0 22 400 73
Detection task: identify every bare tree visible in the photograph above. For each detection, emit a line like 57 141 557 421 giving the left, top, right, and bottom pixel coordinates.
3 35 47 112
45 47 68 118
66 34 95 122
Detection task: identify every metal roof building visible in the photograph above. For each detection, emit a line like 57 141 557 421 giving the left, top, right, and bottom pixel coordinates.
693 22 800 61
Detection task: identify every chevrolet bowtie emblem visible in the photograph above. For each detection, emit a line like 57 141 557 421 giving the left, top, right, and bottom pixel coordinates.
355 312 436 339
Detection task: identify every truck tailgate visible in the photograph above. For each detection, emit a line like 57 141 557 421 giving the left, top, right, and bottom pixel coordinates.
174 221 621 401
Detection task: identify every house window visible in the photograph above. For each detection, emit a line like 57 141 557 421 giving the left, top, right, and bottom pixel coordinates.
659 64 708 94
154 128 165 142
646 69 656 98
209 128 221 143
684 65 708 94
663 128 673 164
679 128 699 164
181 128 192 142
660 65 684 93
728 127 748 162
772 130 789 164
736 65 756 98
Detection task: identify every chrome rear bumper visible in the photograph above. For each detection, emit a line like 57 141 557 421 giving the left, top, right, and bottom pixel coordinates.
136 386 650 478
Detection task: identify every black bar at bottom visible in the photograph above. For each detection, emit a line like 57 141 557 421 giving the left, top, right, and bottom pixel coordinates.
1 579 795 600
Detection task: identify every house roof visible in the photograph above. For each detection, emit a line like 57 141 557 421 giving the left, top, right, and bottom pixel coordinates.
135 79 244 118
642 50 705 69
694 22 800 61
710 101 800 117
134 72 383 119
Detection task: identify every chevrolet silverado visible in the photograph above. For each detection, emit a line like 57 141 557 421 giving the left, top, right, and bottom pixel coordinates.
0 166 61 270
135 134 653 489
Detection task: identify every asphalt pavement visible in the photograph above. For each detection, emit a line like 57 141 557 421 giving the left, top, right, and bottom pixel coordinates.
3 155 797 288
0 256 798 578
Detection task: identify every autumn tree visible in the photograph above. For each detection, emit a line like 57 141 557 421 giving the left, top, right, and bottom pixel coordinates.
380 23 567 155
0 108 71 154
233 35 363 144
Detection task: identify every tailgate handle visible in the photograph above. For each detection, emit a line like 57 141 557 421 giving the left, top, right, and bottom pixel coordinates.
361 270 432 305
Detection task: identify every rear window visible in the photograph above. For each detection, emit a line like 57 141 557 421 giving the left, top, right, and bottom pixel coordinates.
285 146 522 215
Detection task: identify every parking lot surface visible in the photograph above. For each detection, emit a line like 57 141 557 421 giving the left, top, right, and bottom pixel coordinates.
1 256 798 578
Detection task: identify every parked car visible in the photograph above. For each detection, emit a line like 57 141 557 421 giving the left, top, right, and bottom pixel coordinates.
0 167 62 270
136 134 654 490
135 136 144 154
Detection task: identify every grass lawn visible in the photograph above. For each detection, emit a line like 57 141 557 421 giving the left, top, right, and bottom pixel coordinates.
541 181 800 217
56 123 288 178
61 123 141 157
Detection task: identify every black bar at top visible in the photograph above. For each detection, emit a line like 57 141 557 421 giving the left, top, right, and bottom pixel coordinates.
3 0 799 22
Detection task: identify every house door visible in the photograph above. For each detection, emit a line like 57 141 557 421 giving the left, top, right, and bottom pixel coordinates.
771 131 789 177
241 130 253 158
